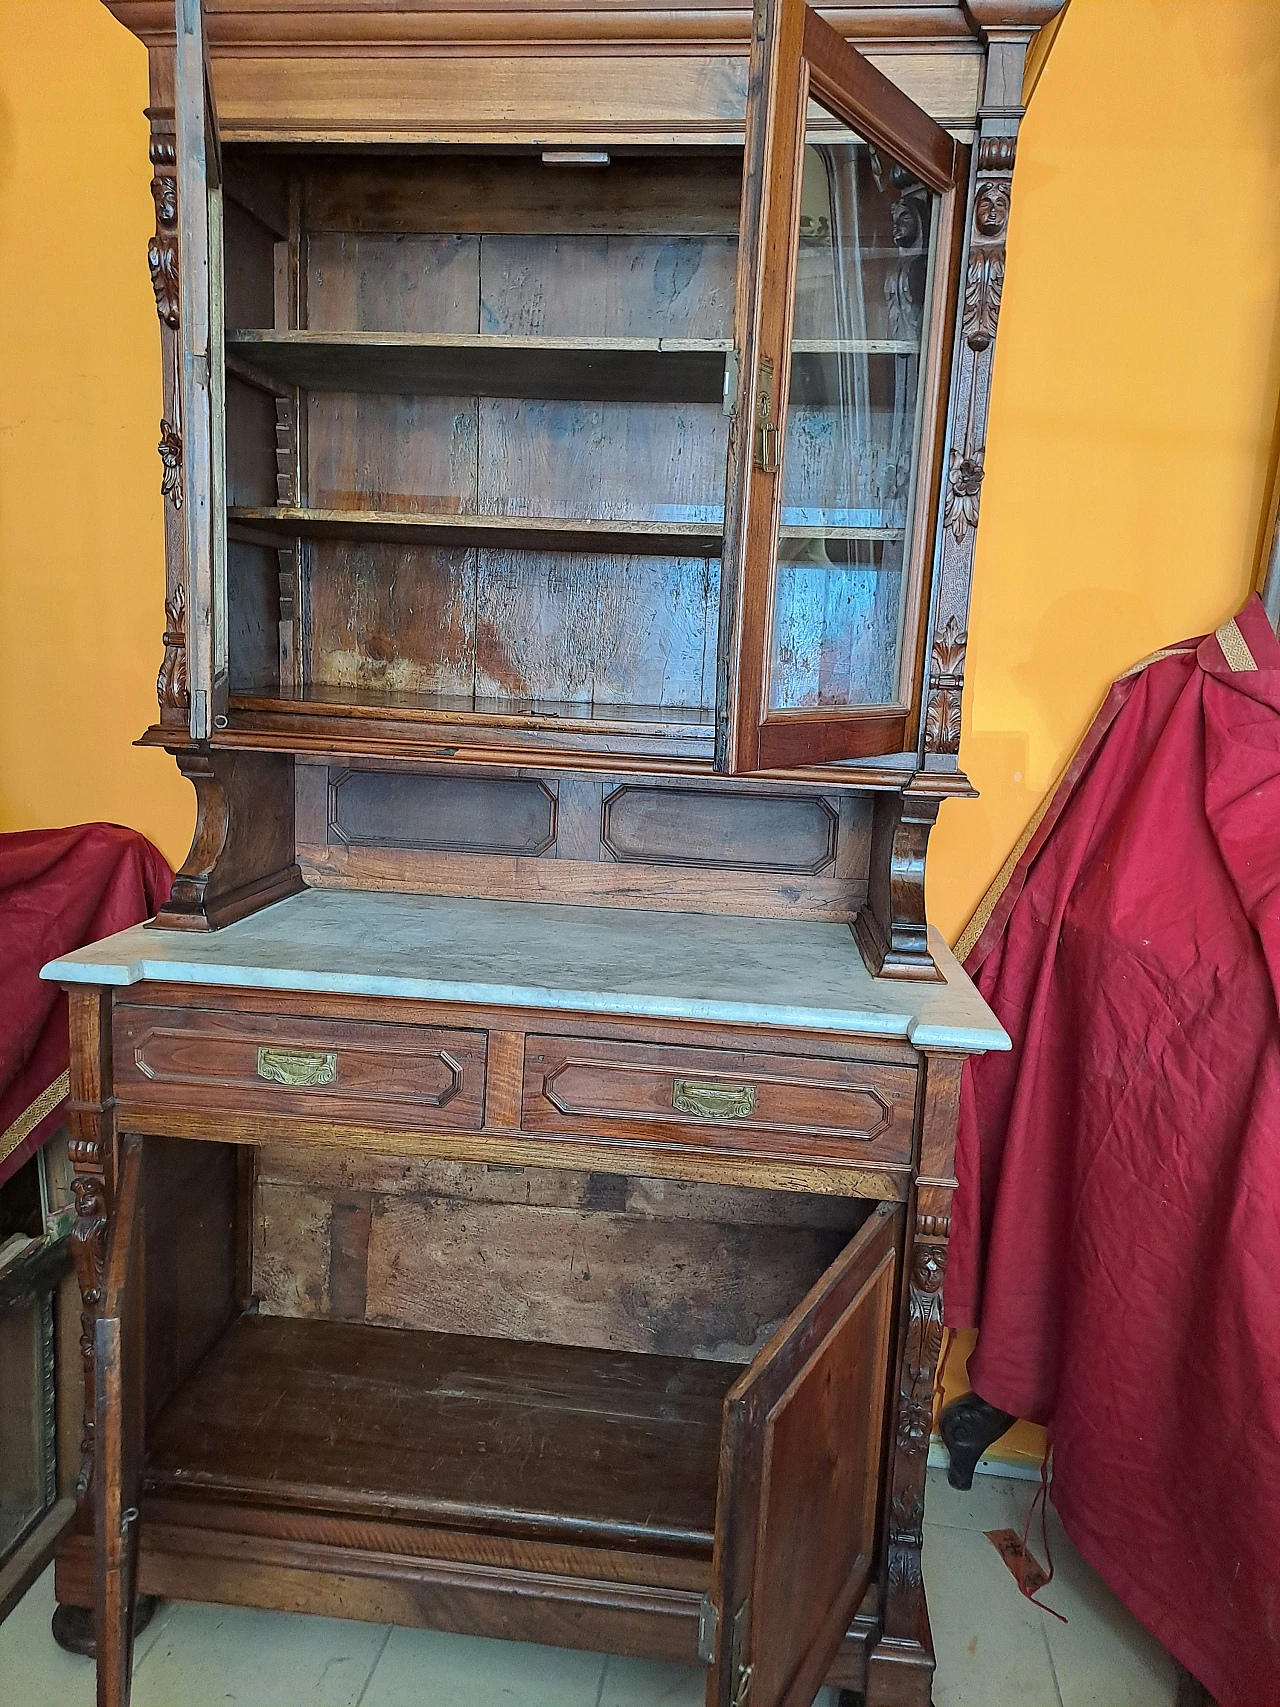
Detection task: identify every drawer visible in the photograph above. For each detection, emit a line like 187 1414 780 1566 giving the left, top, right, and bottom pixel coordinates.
113 1004 486 1133
521 1036 916 1166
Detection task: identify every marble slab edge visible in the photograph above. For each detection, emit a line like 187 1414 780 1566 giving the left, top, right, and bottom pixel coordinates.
41 950 1009 1053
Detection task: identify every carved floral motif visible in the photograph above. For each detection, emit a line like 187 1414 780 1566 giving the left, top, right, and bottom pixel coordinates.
159 417 183 508
963 246 1005 353
157 581 190 713
148 234 180 330
886 1239 947 1622
69 1142 107 1499
943 448 985 543
924 616 967 754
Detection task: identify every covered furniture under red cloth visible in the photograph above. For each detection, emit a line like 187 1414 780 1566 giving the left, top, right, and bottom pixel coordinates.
947 594 1280 1707
0 825 172 1190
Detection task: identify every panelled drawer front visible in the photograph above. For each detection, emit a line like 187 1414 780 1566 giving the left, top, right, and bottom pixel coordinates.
521 1037 916 1166
114 1005 487 1133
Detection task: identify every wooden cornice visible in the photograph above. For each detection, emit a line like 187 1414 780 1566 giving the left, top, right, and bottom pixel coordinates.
103 0 996 52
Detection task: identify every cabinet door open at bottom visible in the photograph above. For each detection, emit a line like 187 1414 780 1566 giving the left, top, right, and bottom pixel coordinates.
707 1201 899 1707
95 1134 146 1707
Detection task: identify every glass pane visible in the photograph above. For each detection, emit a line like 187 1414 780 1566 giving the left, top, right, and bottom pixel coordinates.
768 102 936 712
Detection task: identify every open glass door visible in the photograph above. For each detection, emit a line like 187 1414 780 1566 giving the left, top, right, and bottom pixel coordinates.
176 0 228 742
94 1136 146 1707
717 0 964 772
705 1203 899 1707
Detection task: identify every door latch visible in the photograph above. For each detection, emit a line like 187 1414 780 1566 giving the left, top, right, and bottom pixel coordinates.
752 357 779 473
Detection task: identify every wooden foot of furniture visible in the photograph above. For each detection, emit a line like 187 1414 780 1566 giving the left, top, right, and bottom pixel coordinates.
865 1634 935 1706
938 1393 1017 1490
50 1596 158 1658
151 749 304 932
852 787 949 982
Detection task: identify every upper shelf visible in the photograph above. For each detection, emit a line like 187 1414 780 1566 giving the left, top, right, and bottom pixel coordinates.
225 331 921 405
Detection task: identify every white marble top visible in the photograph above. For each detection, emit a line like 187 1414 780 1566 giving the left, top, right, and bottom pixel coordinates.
41 890 1008 1053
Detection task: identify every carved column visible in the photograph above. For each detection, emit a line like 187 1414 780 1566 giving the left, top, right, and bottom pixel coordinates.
64 989 116 1512
147 108 190 733
920 9 1060 767
868 1051 963 1706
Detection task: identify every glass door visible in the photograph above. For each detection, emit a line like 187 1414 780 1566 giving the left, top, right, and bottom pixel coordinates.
717 0 965 772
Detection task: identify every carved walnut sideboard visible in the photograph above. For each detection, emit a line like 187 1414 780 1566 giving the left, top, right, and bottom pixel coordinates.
43 1 1058 1702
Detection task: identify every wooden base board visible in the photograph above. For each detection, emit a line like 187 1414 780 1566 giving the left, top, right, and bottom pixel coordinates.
54 1524 877 1692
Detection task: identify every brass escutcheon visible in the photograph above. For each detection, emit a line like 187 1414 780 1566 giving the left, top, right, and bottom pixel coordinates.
672 1079 756 1120
257 1046 338 1088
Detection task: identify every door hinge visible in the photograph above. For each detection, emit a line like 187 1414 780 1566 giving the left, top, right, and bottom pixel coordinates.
723 348 740 417
697 1594 718 1665
731 1600 753 1706
752 356 779 474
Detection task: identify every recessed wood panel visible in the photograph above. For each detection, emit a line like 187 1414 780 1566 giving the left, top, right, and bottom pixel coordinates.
523 1037 916 1167
602 785 838 872
114 1005 487 1135
328 769 557 856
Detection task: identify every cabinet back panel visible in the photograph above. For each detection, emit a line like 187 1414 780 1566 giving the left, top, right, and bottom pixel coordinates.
306 232 737 341
306 543 719 711
301 154 744 238
305 394 727 523
253 1150 873 1363
229 541 280 693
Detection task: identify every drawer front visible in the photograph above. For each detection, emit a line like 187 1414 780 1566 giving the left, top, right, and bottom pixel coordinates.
522 1037 916 1166
114 1005 486 1133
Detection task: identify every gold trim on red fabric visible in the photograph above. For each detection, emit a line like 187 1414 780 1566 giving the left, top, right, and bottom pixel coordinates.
1214 618 1258 673
0 1070 70 1171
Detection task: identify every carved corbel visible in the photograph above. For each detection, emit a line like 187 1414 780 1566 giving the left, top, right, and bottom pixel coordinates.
151 749 306 932
853 780 958 980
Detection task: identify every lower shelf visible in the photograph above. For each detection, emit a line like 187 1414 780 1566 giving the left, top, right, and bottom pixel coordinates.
146 1315 735 1554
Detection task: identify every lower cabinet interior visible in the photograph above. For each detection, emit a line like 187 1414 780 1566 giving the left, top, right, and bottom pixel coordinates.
140 1135 881 1569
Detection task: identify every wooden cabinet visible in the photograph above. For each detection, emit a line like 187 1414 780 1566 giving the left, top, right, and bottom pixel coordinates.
51 0 1060 1700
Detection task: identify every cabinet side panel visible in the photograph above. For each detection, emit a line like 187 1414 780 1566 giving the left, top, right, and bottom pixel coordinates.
143 1136 238 1425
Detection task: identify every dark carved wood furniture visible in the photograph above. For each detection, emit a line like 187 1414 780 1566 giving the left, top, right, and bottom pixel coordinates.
47 0 1060 1701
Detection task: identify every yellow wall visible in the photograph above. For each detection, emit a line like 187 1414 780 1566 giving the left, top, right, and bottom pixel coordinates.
928 0 1280 941
0 0 192 864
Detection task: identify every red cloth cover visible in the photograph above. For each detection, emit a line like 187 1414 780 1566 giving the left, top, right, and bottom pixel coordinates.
946 595 1280 1707
0 824 172 1190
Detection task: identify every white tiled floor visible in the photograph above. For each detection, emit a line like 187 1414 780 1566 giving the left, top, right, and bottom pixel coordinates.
0 1470 1179 1707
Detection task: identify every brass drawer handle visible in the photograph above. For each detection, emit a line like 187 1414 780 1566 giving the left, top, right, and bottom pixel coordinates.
672 1079 756 1120
257 1047 338 1088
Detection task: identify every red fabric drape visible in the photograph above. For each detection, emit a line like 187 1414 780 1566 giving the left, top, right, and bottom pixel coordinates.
0 824 172 1189
946 595 1280 1707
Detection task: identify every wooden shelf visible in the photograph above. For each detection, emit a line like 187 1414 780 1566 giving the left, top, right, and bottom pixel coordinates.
225 331 920 404
227 331 733 404
146 1315 731 1551
229 508 903 559
228 506 724 559
231 682 715 736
